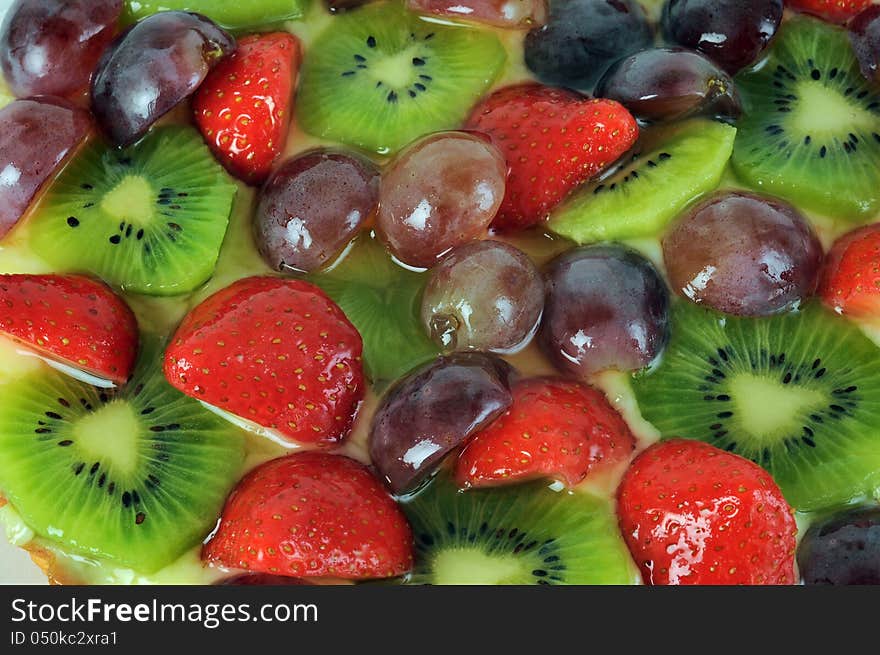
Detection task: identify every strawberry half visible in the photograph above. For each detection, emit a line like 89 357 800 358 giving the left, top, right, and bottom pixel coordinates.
455 378 635 488
193 32 301 185
787 0 873 23
203 452 414 579
617 440 797 585
820 223 880 318
465 83 638 231
0 274 138 384
164 276 364 446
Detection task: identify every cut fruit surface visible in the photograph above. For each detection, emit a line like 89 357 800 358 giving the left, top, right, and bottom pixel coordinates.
296 2 507 155
165 277 364 447
0 274 138 385
27 127 236 296
123 0 307 28
311 234 439 385
632 301 880 511
548 120 736 244
402 474 634 584
0 337 245 573
731 17 880 220
203 453 414 579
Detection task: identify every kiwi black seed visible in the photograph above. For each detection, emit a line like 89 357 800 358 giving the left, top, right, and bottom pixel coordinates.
401 473 634 585
296 2 507 155
632 301 880 511
732 17 880 220
28 126 236 296
0 337 245 573
548 119 736 244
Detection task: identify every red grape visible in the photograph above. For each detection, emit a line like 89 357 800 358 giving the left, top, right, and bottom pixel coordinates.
377 131 506 269
850 5 880 84
407 0 547 28
255 149 379 274
421 241 544 353
0 0 123 98
663 191 823 316
0 97 91 240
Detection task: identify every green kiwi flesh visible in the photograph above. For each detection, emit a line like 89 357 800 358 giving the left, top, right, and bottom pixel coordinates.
632 301 880 511
0 337 245 573
28 126 236 296
311 233 439 386
402 474 635 585
732 18 880 220
548 120 736 244
296 2 507 155
123 0 306 29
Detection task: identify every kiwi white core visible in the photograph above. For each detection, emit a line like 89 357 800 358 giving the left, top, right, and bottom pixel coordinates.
72 401 140 476
369 46 422 88
100 175 153 225
729 373 825 441
791 81 876 136
430 548 524 585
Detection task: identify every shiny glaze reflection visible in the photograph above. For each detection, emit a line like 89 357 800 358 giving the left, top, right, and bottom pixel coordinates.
91 11 234 147
369 352 513 494
377 131 506 269
539 244 670 378
663 190 823 316
596 47 741 123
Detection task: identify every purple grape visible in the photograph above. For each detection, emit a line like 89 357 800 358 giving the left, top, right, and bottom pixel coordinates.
662 0 783 74
421 241 544 354
798 506 880 585
524 0 653 91
0 0 123 98
369 353 514 494
0 97 92 240
539 245 670 378
663 191 823 317
255 149 379 274
850 5 880 84
595 47 741 123
91 11 233 147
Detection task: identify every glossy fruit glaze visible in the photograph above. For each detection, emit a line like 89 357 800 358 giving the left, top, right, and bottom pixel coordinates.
0 2 879 586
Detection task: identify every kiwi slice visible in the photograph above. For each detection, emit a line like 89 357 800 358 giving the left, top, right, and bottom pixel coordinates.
632 301 880 512
0 337 245 573
123 0 306 29
296 2 507 155
402 473 637 585
28 126 236 296
732 18 880 220
548 120 736 244
402 474 634 585
310 233 439 385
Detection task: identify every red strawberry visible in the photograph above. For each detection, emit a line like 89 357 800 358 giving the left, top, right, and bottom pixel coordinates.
465 83 638 231
455 378 635 488
820 223 880 318
203 452 414 579
617 440 797 585
164 276 364 446
0 274 137 384
787 0 873 23
193 32 301 185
